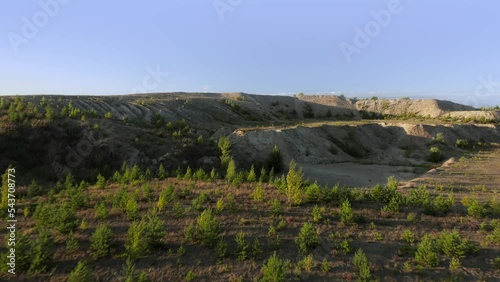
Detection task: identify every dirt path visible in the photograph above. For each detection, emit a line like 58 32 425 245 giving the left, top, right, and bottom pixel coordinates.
403 143 500 192
300 162 423 187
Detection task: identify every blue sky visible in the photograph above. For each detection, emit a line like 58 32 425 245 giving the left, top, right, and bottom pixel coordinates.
1 0 499 106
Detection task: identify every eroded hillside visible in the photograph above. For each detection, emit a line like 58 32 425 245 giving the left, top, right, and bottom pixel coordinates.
0 93 499 185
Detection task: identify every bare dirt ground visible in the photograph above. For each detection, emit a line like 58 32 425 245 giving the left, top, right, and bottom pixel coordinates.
300 162 422 187
404 143 500 195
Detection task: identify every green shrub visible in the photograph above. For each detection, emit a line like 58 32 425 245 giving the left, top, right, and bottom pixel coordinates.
305 182 321 203
182 166 192 180
487 220 500 244
142 184 154 202
66 232 79 253
235 231 250 261
55 204 79 234
407 185 430 206
143 210 165 248
90 224 114 258
96 174 106 189
196 209 220 247
423 194 454 216
493 257 500 270
353 248 371 281
192 192 210 211
269 199 283 216
94 202 108 220
157 164 167 180
321 258 331 272
455 139 471 149
113 187 130 210
252 183 265 202
157 184 176 211
216 238 228 263
27 180 43 198
339 199 355 224
433 132 445 144
68 261 93 282
466 197 493 218
267 145 283 173
369 178 399 203
299 254 315 272
126 221 148 259
286 160 304 206
312 205 324 223
261 252 285 282
436 229 477 259
353 248 368 270
427 146 443 162
225 158 237 183
247 165 257 182
402 229 415 244
415 235 439 267
29 228 54 274
296 222 318 254
126 195 140 220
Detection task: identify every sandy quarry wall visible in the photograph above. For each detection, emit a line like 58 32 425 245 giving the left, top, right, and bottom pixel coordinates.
228 123 500 170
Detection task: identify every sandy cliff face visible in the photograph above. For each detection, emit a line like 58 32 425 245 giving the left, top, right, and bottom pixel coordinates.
228 122 500 185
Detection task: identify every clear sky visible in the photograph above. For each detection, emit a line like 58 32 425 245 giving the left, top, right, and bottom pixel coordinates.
1 0 499 106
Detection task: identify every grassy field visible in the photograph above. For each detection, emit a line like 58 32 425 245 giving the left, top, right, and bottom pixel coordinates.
1 147 500 282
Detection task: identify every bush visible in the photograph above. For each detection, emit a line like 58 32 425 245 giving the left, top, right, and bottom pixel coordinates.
267 145 283 173
126 221 148 259
94 202 108 220
157 164 167 180
225 158 237 183
407 185 430 206
455 139 471 149
55 204 79 234
252 183 265 202
305 182 321 203
192 192 210 211
235 231 250 261
427 146 443 162
296 222 318 254
415 235 439 267
247 165 257 182
436 229 477 259
90 224 114 258
66 232 79 253
312 205 324 223
196 209 220 247
126 195 140 220
339 199 355 224
402 229 415 244
27 180 43 198
466 197 493 218
286 160 304 206
68 261 93 282
143 210 165 249
423 194 454 216
353 248 371 281
157 184 176 211
269 199 283 216
261 252 285 282
369 183 397 203
29 229 54 274
96 174 106 189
